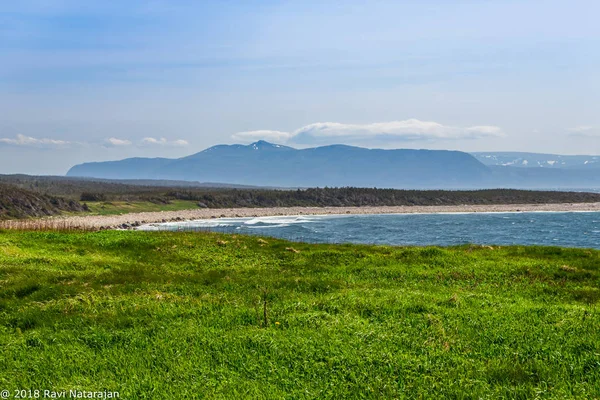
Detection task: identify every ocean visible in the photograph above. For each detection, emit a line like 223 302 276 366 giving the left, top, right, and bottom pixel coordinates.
138 211 600 249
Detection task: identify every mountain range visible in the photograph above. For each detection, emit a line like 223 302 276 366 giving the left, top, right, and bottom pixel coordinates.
473 152 600 169
67 141 600 189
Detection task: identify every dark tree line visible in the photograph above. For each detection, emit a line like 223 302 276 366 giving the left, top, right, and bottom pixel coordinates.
2 174 600 213
164 187 600 208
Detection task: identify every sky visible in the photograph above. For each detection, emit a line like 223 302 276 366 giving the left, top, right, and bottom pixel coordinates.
1 0 599 174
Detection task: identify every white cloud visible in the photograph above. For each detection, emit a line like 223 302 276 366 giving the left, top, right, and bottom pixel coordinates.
0 134 191 150
568 126 598 137
105 137 132 146
0 134 70 147
465 126 504 136
231 130 292 142
105 137 189 147
141 137 189 147
172 139 189 146
232 119 505 146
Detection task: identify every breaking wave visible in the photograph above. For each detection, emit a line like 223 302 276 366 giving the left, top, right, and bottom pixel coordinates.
138 211 600 249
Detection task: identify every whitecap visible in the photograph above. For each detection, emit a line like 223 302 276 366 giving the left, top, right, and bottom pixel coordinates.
137 220 236 230
246 223 291 229
243 216 318 226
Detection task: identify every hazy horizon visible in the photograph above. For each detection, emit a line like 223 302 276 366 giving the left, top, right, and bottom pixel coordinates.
1 1 599 174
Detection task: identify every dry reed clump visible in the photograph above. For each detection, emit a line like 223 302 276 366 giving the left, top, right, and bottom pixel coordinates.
0 219 98 231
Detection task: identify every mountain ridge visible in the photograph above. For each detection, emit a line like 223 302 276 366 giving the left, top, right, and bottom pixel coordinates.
68 141 490 188
67 141 600 189
473 152 600 169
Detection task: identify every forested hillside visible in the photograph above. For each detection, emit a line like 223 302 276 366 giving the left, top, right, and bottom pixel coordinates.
0 183 87 220
2 174 600 220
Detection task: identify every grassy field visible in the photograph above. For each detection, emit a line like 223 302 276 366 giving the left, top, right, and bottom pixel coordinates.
0 231 599 399
83 200 200 216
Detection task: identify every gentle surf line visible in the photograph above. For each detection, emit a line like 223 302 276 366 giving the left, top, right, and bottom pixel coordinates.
3 202 600 231
139 209 600 230
137 210 600 249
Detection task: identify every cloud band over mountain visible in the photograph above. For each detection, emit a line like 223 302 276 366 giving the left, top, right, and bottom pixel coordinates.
0 134 71 148
232 119 505 146
141 137 189 147
0 135 190 149
105 137 190 147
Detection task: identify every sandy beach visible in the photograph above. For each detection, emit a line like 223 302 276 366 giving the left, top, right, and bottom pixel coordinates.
1 202 600 230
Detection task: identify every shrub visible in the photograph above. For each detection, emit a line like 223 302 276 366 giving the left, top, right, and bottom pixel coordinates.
80 192 106 202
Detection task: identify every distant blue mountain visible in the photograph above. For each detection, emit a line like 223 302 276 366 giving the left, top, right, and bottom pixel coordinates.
67 141 600 189
67 141 490 188
66 157 175 180
472 152 600 169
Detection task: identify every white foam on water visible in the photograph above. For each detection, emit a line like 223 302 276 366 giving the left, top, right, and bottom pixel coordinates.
137 220 236 230
179 221 235 228
137 214 331 231
243 216 322 226
246 223 291 229
137 225 159 231
136 210 600 232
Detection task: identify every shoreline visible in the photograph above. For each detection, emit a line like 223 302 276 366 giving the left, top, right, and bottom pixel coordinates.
1 202 600 230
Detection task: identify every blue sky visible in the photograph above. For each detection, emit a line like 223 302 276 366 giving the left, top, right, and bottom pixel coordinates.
1 0 599 174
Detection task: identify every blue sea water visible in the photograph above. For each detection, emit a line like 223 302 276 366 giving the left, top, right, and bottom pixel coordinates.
139 211 600 249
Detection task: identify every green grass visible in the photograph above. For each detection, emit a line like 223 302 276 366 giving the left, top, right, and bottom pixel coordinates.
0 230 599 399
82 200 200 215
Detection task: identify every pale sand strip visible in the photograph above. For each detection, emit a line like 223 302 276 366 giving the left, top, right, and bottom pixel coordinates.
1 203 600 230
